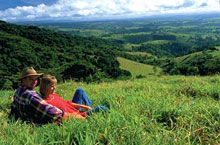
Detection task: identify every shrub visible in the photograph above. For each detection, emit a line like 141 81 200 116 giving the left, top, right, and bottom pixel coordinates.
156 109 180 130
62 62 99 82
136 74 146 79
0 79 13 90
178 81 206 98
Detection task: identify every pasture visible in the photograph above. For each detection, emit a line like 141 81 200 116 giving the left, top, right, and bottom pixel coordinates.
1 75 220 144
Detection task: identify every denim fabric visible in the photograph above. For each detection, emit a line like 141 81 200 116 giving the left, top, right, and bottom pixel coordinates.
72 88 92 106
86 105 108 116
72 88 108 115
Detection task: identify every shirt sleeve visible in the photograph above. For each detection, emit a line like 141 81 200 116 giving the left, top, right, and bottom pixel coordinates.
28 91 64 122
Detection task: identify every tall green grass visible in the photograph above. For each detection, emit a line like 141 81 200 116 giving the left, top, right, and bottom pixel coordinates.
1 75 220 144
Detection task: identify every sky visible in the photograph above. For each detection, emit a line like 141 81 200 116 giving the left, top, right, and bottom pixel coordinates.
0 0 219 22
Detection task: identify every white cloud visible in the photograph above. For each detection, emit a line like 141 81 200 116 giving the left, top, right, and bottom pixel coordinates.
0 0 220 21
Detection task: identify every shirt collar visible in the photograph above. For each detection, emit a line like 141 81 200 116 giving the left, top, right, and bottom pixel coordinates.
20 85 33 90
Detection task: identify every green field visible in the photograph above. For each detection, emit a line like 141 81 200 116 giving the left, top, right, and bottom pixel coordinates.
2 75 220 144
125 51 153 57
123 43 141 50
216 46 220 50
2 13 220 144
175 50 220 63
32 14 220 57
117 57 161 77
175 51 203 63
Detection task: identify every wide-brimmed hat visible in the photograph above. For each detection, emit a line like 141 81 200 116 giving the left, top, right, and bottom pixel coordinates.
20 67 43 79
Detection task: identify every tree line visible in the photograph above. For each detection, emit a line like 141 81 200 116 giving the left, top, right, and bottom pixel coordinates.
163 50 220 75
0 20 131 89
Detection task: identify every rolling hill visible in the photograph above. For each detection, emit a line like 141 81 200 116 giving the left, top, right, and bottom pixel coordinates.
164 49 220 75
117 57 161 77
0 20 131 89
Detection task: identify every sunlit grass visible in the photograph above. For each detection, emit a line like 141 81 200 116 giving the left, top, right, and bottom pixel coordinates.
216 46 220 50
125 51 153 57
142 40 170 45
123 43 140 50
1 75 220 144
117 57 162 77
175 50 220 63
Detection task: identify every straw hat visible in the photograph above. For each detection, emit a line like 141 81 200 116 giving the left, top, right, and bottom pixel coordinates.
20 67 43 79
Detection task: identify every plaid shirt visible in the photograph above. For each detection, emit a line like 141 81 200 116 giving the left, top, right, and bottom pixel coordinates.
10 86 64 124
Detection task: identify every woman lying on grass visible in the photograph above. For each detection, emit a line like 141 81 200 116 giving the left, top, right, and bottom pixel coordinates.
39 74 108 119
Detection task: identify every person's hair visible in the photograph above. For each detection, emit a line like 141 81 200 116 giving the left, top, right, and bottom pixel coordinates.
40 74 57 96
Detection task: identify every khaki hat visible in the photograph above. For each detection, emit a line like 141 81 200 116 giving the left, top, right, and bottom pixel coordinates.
20 67 43 79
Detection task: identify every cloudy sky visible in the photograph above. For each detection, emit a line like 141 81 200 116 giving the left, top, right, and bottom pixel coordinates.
0 0 219 22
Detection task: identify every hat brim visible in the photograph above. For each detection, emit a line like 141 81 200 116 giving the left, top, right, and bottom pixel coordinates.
20 73 43 80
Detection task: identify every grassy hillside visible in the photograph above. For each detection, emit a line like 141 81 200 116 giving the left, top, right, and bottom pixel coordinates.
175 50 220 63
163 49 220 75
0 20 131 89
175 51 204 63
125 51 153 57
1 75 220 144
117 57 161 77
216 46 220 50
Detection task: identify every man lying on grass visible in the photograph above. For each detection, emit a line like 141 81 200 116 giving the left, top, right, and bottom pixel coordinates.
39 74 107 118
9 67 84 124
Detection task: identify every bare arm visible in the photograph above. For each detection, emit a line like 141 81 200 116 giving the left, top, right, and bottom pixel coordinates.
62 112 85 120
71 103 92 111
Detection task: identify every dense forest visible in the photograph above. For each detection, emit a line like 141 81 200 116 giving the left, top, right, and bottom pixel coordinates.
2 14 220 89
0 20 131 89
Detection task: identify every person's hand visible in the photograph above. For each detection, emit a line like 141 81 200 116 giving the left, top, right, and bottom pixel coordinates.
87 106 92 110
63 112 85 120
70 113 85 119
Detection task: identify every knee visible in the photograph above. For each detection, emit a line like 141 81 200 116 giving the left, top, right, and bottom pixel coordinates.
76 88 85 94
